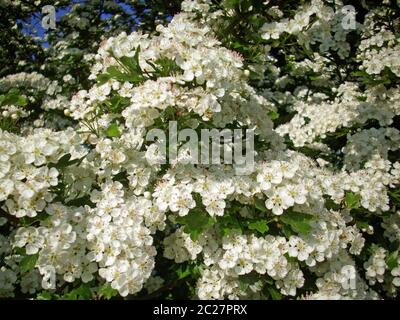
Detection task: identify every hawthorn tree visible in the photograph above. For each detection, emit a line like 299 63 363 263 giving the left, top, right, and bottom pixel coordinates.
0 0 400 300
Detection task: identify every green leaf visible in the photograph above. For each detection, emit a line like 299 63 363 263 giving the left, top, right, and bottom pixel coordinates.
19 212 50 227
66 195 95 207
386 250 399 271
0 89 28 106
119 56 138 73
16 95 28 106
232 41 245 50
104 47 146 84
255 198 267 212
151 57 180 77
267 286 282 300
49 153 84 169
282 224 294 237
176 263 199 280
98 60 142 84
112 171 129 188
324 196 341 210
280 211 314 234
98 283 119 300
51 153 71 168
268 110 279 120
96 73 111 85
176 265 191 280
132 46 141 69
345 192 361 209
352 70 369 77
36 292 53 300
62 284 92 300
106 123 121 138
107 95 130 113
355 220 369 230
20 254 38 273
356 95 367 102
106 66 125 78
217 213 242 236
223 0 239 10
248 220 269 234
120 51 142 75
238 273 260 291
176 210 215 241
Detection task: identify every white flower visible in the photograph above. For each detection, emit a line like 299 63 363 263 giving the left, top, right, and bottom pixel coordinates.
219 251 238 270
265 188 294 215
286 184 307 204
0 179 13 202
203 196 226 217
169 187 196 216
145 143 166 166
257 166 282 191
288 236 313 261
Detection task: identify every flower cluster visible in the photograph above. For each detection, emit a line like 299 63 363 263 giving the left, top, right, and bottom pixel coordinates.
358 13 400 77
0 0 399 300
0 72 71 130
0 128 86 217
261 0 358 58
